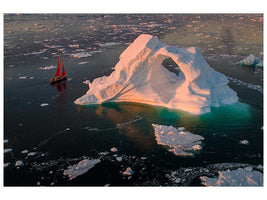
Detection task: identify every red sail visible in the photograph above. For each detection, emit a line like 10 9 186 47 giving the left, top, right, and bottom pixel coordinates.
60 58 66 77
55 57 61 77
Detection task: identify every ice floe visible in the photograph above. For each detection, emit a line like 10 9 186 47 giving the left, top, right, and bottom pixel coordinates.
15 160 24 167
63 158 101 180
238 55 263 67
227 76 263 93
39 65 57 70
71 52 92 58
152 124 204 156
27 152 37 156
4 148 12 154
78 61 89 65
24 49 47 56
200 167 263 186
40 103 49 107
75 34 238 114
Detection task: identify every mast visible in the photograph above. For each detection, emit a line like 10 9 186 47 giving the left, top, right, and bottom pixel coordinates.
55 57 61 77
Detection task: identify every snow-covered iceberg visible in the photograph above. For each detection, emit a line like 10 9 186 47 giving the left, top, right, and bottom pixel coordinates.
238 55 263 67
75 34 238 114
152 124 204 156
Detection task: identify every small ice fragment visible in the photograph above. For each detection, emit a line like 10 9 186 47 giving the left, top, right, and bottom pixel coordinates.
184 168 192 172
4 148 12 154
39 65 57 70
110 147 118 152
4 163 11 168
21 149 29 154
15 160 24 167
116 156 123 162
71 52 92 58
99 152 109 156
141 156 147 160
29 77 35 79
4 139 8 144
19 76 27 79
104 183 110 187
37 181 41 186
40 103 49 107
83 80 90 85
192 144 202 150
122 167 134 176
177 127 185 131
66 128 70 131
78 61 89 65
27 152 37 156
239 140 249 145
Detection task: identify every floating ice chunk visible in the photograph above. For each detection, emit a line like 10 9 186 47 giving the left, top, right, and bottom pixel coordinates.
83 80 90 85
21 149 29 154
4 148 12 154
98 42 121 47
99 152 109 156
71 52 92 58
66 128 71 131
24 49 47 56
200 167 263 186
19 76 27 79
75 34 238 114
110 147 118 152
238 55 263 67
39 65 57 70
122 167 134 176
4 139 8 144
15 160 24 167
27 152 37 156
63 158 101 180
4 163 11 168
152 124 204 156
239 140 249 145
115 156 123 162
40 103 49 107
78 61 89 65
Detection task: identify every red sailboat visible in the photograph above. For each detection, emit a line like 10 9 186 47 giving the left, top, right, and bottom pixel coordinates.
50 57 67 84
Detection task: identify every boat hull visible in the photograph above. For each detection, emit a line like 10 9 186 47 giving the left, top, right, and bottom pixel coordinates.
50 76 67 84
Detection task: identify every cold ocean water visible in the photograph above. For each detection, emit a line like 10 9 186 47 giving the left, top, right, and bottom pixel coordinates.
4 14 263 186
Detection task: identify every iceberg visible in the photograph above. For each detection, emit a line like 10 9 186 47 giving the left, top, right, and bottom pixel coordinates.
75 34 238 114
238 55 263 67
152 124 204 156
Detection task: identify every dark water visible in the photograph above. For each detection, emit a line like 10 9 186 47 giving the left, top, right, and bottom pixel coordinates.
4 14 263 186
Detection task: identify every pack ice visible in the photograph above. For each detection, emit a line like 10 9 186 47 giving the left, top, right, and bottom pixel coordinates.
75 34 238 114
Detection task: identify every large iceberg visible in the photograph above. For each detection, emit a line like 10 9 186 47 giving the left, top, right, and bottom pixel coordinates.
75 34 238 114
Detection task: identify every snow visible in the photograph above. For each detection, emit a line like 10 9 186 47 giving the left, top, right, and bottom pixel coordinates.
238 55 263 67
75 34 238 114
40 103 49 107
15 160 24 167
122 167 134 176
71 52 92 58
152 124 204 156
110 147 118 152
200 167 263 186
4 148 12 154
63 158 101 180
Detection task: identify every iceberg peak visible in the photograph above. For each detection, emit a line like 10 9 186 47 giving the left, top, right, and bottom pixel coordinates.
75 34 238 114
